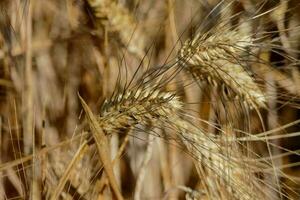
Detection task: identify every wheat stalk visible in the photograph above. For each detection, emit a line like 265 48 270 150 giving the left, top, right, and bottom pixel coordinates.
178 29 266 109
79 95 124 200
50 141 89 200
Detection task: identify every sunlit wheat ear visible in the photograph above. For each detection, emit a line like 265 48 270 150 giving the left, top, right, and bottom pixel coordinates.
98 85 182 133
177 30 266 109
87 0 146 58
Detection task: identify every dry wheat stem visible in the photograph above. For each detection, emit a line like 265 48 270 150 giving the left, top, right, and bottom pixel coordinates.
50 141 89 200
134 134 155 200
79 94 124 200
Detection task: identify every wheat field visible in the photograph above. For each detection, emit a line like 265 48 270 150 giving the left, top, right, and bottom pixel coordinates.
0 0 300 199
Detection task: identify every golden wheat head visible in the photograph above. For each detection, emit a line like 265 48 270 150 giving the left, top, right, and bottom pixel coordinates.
87 0 145 58
98 84 182 133
178 30 266 109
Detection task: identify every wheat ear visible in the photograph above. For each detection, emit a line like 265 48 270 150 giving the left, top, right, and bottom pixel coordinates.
87 0 145 58
178 30 266 108
174 118 265 200
98 85 182 133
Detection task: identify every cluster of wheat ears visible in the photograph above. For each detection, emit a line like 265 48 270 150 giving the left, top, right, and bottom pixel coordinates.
0 0 300 199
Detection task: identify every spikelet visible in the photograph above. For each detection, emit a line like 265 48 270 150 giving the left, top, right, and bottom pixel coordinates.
178 29 266 108
87 0 145 58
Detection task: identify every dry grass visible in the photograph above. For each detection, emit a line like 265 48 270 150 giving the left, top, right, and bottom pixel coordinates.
0 0 300 199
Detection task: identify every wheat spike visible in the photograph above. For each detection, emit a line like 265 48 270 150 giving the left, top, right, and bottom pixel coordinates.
175 119 265 200
87 0 146 58
99 85 182 133
178 30 266 108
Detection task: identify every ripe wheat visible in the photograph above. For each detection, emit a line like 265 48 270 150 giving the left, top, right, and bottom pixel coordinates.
178 28 266 109
87 0 146 58
97 74 264 199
